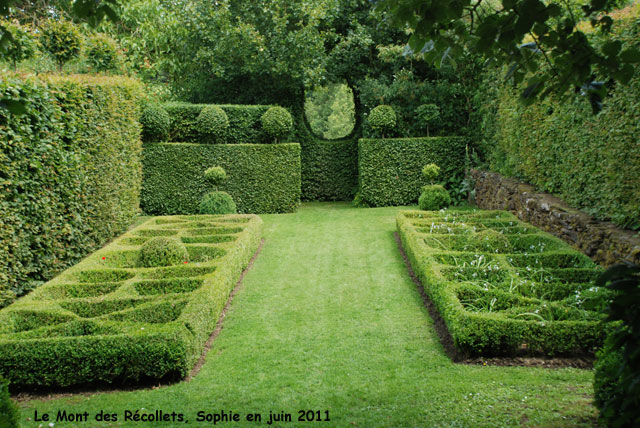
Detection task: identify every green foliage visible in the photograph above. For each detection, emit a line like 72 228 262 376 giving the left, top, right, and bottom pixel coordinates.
0 376 19 428
416 104 440 137
142 143 301 214
139 237 189 267
200 191 237 215
0 73 144 308
367 105 396 137
479 15 640 230
397 209 607 356
594 263 640 427
40 19 82 68
375 0 640 111
358 137 467 207
304 83 356 139
418 185 451 211
197 105 230 144
162 103 272 144
85 33 120 72
0 20 37 69
422 163 441 184
0 214 263 387
301 138 358 201
261 106 293 143
140 104 170 142
204 166 227 186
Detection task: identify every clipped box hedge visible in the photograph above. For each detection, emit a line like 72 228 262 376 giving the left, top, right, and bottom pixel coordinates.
358 137 467 207
162 102 273 144
0 73 144 308
301 138 358 201
142 143 301 214
0 214 262 388
397 209 608 356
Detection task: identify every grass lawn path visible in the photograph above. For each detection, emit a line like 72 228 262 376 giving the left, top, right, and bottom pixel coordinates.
19 203 596 427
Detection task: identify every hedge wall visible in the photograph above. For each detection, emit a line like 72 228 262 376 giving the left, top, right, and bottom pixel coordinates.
162 102 273 144
0 73 144 308
358 137 467 207
0 214 262 388
301 139 358 201
478 14 640 230
142 143 301 214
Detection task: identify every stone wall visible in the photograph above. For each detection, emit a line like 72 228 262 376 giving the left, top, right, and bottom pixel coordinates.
471 170 640 266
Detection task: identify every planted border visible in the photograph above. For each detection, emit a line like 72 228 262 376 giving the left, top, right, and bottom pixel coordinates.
397 209 608 356
0 214 262 388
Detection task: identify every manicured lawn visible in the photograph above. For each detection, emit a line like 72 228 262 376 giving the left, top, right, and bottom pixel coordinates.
17 203 596 427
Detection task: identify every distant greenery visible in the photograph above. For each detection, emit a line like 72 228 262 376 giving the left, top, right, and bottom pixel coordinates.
305 83 355 139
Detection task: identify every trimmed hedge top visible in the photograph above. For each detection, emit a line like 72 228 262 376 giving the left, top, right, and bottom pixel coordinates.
397 209 608 356
0 214 263 388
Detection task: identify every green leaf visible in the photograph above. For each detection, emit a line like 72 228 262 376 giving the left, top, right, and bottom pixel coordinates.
621 49 640 64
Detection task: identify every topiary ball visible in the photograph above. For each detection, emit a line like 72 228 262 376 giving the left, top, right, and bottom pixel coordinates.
422 163 441 183
475 229 511 252
139 237 189 268
140 104 170 142
418 184 451 211
40 19 82 69
196 105 229 143
261 106 293 142
368 104 396 137
85 34 120 72
204 166 227 186
199 191 237 214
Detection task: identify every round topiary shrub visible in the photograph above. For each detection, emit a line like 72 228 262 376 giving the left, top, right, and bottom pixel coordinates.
422 163 441 184
40 19 82 70
138 237 189 268
418 185 451 211
475 229 511 252
140 104 171 142
261 106 292 142
196 105 229 144
0 376 19 428
200 191 237 214
416 103 440 137
85 34 120 72
0 20 37 69
368 104 396 137
204 166 227 186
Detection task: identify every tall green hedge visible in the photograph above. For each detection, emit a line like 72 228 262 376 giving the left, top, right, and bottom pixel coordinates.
358 137 467 207
478 15 640 230
162 102 272 144
0 73 144 308
142 143 301 214
301 139 358 201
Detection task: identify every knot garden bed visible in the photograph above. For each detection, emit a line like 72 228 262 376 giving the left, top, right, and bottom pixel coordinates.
0 214 262 389
397 209 610 357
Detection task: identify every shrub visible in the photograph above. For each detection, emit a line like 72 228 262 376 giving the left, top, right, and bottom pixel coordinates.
0 21 37 69
140 104 170 142
594 263 640 427
261 106 293 142
422 163 441 184
416 104 440 137
358 137 467 207
397 209 607 356
0 74 144 308
0 376 19 428
368 105 397 137
196 105 229 144
142 143 301 214
204 166 227 186
418 185 451 210
40 19 81 69
199 191 237 215
85 33 120 72
139 237 189 267
0 215 263 388
302 138 358 201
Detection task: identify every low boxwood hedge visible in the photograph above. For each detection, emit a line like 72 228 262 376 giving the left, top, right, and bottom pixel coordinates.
397 209 609 356
142 143 301 214
0 214 262 388
358 137 467 207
